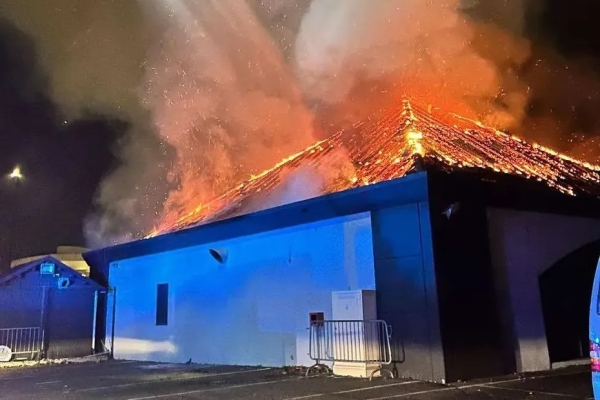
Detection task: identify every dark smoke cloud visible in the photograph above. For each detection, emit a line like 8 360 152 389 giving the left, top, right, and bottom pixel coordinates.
515 0 600 159
0 17 121 266
2 0 600 247
0 1 173 245
0 1 145 119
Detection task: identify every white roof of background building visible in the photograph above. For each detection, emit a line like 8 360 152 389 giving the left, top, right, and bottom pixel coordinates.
11 246 90 276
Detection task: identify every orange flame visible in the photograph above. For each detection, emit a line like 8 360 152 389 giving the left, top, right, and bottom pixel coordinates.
146 98 600 238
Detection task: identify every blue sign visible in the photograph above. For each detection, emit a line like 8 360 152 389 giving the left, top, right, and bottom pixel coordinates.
39 262 55 275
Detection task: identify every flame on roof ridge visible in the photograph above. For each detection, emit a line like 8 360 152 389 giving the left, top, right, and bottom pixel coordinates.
146 97 600 238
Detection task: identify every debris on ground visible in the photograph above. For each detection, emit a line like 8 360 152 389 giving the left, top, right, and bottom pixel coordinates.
281 366 309 375
0 353 110 369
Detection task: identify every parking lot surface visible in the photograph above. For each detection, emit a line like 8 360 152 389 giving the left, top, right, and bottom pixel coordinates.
0 360 594 399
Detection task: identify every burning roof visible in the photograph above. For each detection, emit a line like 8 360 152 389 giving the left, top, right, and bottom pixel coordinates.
147 98 600 237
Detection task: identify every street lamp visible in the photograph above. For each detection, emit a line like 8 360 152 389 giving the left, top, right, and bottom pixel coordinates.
4 165 24 267
7 165 23 182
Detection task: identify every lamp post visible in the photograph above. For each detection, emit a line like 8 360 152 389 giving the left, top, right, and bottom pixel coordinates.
5 165 24 267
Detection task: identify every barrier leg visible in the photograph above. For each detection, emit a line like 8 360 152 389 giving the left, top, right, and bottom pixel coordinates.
369 365 395 381
306 361 332 377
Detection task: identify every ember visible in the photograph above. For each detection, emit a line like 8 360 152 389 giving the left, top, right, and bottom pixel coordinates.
147 98 600 237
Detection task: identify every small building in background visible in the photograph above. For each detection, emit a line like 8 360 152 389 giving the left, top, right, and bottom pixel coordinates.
0 256 105 361
11 246 90 276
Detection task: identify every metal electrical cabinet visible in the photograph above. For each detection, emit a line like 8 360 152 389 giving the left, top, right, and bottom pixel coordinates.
332 290 377 321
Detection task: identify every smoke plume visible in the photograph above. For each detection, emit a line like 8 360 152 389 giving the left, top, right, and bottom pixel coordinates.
3 0 600 246
292 0 533 131
138 0 316 230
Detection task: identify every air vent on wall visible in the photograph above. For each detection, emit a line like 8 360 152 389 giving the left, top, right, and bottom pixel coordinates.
209 248 228 264
57 277 72 289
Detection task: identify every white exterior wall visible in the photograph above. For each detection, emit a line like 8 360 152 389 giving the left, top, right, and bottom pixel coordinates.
108 212 375 367
487 208 600 372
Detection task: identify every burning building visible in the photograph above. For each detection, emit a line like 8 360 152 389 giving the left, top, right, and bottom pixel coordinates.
148 98 600 236
85 99 600 383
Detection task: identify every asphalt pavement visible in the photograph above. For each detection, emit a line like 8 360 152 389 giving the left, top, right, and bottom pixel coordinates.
0 360 594 399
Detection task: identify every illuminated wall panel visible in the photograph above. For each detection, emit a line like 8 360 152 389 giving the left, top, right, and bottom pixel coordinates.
108 212 375 367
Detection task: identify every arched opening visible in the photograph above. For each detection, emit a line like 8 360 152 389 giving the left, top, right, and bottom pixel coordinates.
539 240 600 364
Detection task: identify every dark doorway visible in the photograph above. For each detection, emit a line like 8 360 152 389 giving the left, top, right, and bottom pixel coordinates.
539 240 600 364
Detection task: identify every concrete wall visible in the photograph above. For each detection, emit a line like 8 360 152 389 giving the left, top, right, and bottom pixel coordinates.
487 208 600 372
371 202 444 383
108 212 376 367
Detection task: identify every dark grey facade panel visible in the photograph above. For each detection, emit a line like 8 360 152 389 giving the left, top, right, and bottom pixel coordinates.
427 172 506 381
45 287 96 359
371 202 445 383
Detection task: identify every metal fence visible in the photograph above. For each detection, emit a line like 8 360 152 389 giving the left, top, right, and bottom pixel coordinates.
307 319 393 379
0 327 44 361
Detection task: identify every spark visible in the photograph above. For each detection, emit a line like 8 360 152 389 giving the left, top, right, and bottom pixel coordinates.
146 98 600 238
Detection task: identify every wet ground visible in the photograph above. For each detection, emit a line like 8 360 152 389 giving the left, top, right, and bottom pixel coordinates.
0 360 593 399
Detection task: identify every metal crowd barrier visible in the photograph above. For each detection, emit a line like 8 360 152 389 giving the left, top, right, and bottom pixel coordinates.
0 327 44 361
307 319 393 379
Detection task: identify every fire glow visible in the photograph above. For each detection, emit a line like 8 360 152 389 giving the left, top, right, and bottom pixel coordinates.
146 98 600 238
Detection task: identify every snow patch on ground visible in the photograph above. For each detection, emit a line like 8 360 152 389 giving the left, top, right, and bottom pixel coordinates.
138 363 193 370
0 353 109 369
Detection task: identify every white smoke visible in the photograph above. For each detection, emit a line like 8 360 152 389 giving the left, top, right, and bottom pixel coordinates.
245 148 356 213
293 0 532 129
138 0 317 226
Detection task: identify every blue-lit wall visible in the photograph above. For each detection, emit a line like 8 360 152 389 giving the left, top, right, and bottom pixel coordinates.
108 212 376 367
371 202 444 383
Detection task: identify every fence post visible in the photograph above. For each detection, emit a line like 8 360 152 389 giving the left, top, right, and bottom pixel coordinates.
106 286 117 358
39 286 49 360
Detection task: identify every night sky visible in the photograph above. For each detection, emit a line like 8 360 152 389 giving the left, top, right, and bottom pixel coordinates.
0 19 121 268
0 0 599 271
